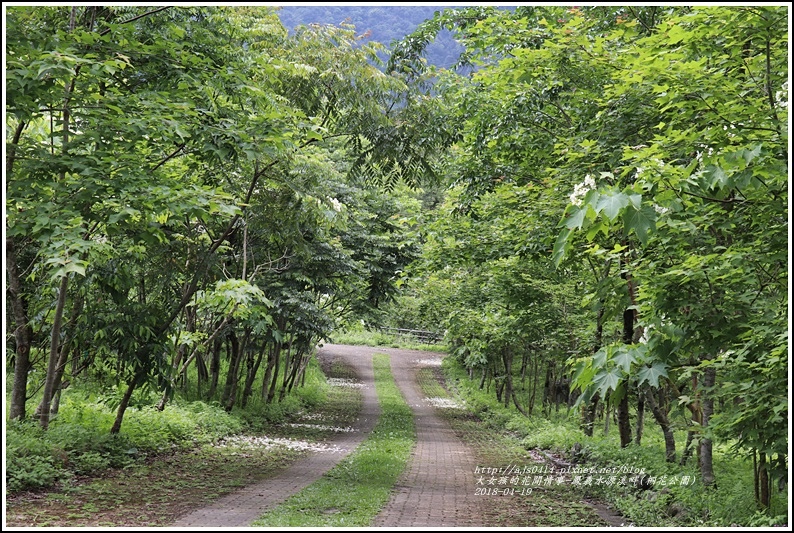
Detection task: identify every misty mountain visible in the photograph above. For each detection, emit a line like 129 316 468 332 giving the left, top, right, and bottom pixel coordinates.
275 5 466 69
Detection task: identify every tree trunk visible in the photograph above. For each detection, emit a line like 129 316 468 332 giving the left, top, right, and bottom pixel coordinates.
209 336 222 398
634 395 645 446
7 237 34 421
618 307 634 447
241 344 264 408
111 370 144 434
502 348 513 409
223 331 242 411
617 391 632 448
529 355 540 415
279 337 295 402
646 387 676 462
700 365 716 487
39 275 70 430
758 452 770 508
261 342 277 400
583 393 600 437
40 293 84 417
266 342 282 404
581 303 606 436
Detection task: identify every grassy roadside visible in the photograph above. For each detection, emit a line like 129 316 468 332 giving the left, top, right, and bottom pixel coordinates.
252 353 415 527
4 358 363 528
426 356 788 527
415 364 617 527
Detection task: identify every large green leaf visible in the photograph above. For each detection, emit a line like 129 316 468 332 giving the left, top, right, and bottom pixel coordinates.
622 204 657 246
593 366 623 396
636 362 669 388
595 189 630 221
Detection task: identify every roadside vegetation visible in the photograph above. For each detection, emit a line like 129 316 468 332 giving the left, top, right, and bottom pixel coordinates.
5 5 788 528
433 354 788 527
4 357 361 527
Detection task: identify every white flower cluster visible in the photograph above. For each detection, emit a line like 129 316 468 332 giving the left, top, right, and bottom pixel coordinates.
287 423 356 433
329 198 343 212
414 358 443 367
775 80 788 109
214 434 345 453
695 146 714 163
569 174 597 206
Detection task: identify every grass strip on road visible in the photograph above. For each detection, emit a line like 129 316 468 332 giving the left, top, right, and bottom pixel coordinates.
252 353 415 527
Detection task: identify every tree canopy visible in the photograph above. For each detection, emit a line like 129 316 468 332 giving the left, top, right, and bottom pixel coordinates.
5 3 789 518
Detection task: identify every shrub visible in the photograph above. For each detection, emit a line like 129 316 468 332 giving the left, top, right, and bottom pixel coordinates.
6 454 63 493
71 452 111 475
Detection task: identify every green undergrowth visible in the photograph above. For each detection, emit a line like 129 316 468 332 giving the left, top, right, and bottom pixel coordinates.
330 328 445 352
438 356 788 527
5 357 329 494
5 356 366 527
252 353 415 527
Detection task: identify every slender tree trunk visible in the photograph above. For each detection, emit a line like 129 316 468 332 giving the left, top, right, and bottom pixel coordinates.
39 275 70 430
617 393 632 448
758 452 770 508
267 342 282 403
503 348 513 409
223 331 242 411
646 386 676 462
582 303 605 436
635 395 645 445
241 344 265 408
39 293 84 417
7 238 34 421
279 339 294 402
583 393 600 437
700 366 716 487
617 307 634 447
529 355 540 415
261 343 277 400
209 336 222 398
111 370 144 434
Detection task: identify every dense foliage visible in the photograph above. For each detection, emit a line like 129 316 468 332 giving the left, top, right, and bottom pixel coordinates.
5 4 789 526
5 5 439 435
385 4 788 517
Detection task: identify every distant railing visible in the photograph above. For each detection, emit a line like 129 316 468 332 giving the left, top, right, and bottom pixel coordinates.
375 327 444 344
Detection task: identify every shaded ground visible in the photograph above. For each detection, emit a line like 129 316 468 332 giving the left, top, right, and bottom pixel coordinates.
5 344 624 528
4 354 364 528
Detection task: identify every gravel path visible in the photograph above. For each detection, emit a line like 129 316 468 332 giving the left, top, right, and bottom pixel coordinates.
171 343 488 527
170 344 380 527
370 346 484 527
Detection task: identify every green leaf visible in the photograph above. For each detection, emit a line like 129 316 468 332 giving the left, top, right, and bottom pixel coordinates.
703 164 729 189
595 189 630 221
622 204 657 246
611 346 635 374
562 204 589 230
637 362 669 388
551 228 573 267
593 366 622 396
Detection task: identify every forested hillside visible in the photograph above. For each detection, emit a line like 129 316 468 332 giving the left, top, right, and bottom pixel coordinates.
5 4 789 527
276 5 465 68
